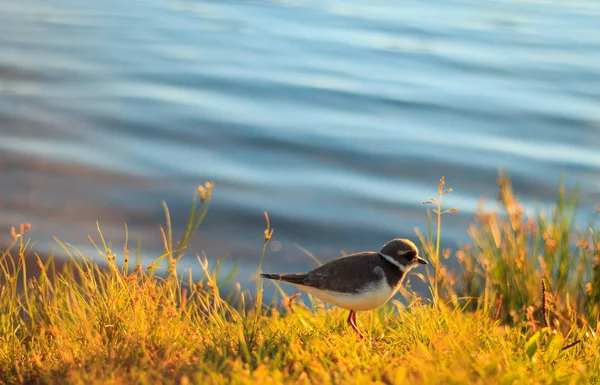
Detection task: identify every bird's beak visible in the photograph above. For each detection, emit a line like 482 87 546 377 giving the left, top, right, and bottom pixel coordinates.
417 256 428 265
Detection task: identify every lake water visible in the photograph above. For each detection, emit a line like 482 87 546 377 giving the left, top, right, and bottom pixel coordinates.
1 0 599 284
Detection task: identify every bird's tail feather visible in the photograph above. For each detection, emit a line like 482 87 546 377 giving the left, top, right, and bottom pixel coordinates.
260 273 307 285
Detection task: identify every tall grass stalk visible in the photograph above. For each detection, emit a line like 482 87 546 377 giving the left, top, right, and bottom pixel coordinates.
254 211 274 319
417 176 459 304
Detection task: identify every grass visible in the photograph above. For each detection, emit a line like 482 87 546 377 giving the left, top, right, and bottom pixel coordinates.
1 177 599 384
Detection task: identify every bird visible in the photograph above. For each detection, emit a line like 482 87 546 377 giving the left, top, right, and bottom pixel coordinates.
260 238 427 338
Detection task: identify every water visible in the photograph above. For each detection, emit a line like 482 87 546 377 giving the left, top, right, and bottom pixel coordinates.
1 0 599 284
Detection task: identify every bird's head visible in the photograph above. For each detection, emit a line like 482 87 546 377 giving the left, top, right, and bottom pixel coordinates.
378 238 427 273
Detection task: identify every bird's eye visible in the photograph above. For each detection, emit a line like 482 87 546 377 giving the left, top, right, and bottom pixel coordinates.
403 250 417 259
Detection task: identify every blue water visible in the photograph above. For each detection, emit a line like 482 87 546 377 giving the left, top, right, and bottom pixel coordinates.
1 0 599 282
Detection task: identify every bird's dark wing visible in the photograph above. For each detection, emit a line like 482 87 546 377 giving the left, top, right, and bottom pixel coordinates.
299 252 383 293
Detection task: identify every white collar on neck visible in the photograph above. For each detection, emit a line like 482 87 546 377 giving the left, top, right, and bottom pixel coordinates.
379 252 411 273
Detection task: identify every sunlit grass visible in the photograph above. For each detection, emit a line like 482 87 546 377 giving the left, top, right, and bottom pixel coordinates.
0 177 598 384
447 174 600 328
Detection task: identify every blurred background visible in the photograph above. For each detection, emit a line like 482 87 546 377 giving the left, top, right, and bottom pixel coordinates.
1 0 599 285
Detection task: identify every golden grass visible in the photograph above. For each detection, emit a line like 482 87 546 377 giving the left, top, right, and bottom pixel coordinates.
0 176 598 384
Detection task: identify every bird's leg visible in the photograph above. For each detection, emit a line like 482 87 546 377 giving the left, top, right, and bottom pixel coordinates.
352 311 365 339
346 310 364 339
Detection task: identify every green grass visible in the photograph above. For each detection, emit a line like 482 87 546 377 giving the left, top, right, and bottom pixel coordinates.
1 177 599 384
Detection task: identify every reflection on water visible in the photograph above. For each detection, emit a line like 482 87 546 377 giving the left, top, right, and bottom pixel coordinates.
1 0 599 282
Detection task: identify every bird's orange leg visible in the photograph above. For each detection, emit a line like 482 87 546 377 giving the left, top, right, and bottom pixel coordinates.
346 310 364 339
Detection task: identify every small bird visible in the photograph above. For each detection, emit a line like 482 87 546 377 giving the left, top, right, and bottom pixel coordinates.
260 238 427 338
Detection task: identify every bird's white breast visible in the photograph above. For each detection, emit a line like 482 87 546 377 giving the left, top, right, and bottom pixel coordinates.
292 276 396 311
